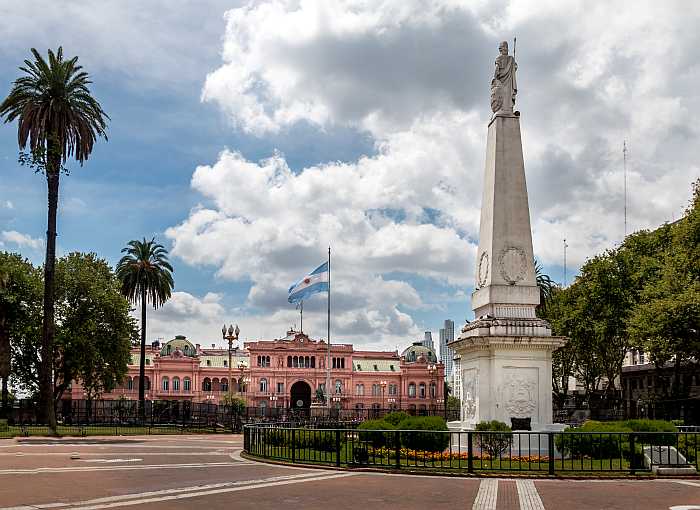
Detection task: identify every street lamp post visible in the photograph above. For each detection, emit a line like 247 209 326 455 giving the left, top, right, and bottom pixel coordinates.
222 324 240 400
222 324 240 432
380 380 387 412
427 363 437 412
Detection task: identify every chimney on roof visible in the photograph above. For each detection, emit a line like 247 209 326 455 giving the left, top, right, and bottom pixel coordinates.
195 343 200 352
212 344 215 349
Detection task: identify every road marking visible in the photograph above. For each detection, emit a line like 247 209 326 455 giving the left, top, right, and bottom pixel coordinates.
669 481 700 488
77 458 142 463
0 452 231 457
0 461 251 475
516 480 545 510
472 479 498 510
0 472 355 510
0 472 327 510
670 507 700 510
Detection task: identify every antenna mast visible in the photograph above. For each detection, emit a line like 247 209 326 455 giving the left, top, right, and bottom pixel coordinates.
623 141 628 237
563 238 568 287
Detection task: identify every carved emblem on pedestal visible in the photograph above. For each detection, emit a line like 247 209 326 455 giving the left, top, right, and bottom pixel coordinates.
477 251 489 288
501 371 537 418
498 246 527 285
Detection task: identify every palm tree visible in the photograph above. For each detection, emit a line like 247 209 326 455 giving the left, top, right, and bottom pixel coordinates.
0 48 108 430
116 238 174 419
535 259 556 316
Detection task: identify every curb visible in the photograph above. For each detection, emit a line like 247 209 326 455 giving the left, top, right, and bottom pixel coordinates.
240 452 700 480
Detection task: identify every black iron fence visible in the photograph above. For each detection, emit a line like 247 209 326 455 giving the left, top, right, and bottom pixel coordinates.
4 399 458 430
244 423 700 475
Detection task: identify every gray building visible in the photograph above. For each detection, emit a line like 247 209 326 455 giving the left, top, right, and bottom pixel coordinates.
421 331 434 350
439 319 454 379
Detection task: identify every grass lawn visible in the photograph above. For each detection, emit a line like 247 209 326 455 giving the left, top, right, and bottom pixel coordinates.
248 441 641 475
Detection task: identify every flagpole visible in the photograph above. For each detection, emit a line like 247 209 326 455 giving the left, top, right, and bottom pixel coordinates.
299 300 303 333
326 246 331 409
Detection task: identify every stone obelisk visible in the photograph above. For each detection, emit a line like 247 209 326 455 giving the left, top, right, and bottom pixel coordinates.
449 41 566 431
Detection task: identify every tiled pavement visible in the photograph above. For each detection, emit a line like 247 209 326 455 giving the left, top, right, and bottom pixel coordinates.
0 436 699 510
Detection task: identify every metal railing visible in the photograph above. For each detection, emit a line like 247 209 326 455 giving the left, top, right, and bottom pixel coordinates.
5 400 458 428
243 424 700 475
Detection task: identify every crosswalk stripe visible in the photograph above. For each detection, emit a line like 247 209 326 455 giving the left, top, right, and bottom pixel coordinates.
472 479 498 510
516 480 545 510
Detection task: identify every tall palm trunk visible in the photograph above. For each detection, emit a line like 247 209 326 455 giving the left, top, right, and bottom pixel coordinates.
40 163 59 433
138 286 147 422
1 377 7 419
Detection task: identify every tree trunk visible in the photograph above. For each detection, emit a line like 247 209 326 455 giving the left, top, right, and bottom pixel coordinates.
1 376 8 419
0 325 9 419
40 166 59 434
138 287 147 422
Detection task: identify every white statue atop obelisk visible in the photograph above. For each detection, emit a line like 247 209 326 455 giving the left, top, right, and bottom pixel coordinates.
449 41 566 432
491 40 517 116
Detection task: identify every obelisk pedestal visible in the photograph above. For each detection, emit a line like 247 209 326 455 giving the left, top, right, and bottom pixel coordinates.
448 42 566 433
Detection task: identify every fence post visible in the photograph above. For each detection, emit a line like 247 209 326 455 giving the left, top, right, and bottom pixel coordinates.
629 433 636 474
548 433 555 475
467 431 474 474
291 428 296 463
336 429 341 467
395 430 401 469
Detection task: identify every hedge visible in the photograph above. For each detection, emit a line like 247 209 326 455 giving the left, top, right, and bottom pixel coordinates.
396 416 449 452
264 427 342 452
555 419 679 459
358 419 396 448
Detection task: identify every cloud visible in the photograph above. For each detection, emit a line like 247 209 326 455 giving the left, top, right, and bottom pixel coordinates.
0 230 43 250
168 0 700 346
0 0 239 91
202 0 491 136
199 0 700 274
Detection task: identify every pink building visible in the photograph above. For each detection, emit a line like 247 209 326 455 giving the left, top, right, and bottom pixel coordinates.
75 330 445 411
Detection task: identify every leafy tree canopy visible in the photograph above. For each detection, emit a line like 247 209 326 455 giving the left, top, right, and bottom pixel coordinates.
8 252 137 402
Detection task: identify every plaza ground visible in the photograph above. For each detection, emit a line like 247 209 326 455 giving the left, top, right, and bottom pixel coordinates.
0 435 698 509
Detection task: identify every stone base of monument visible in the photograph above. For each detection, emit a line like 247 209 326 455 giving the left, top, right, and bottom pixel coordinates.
447 422 567 457
450 317 566 433
643 446 698 475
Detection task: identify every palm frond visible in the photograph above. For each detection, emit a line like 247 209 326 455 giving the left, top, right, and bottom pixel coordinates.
0 46 109 169
115 237 174 309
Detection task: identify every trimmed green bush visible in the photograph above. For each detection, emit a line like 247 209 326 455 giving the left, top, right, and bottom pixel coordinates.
474 420 513 458
265 428 342 452
622 419 677 446
397 416 449 452
358 419 395 448
556 419 680 459
556 421 632 458
0 419 7 432
383 411 409 426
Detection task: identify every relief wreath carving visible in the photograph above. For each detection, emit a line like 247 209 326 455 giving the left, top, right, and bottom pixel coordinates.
498 246 527 285
477 251 489 288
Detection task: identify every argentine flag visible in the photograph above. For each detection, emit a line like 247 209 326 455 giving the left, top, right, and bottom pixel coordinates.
288 262 329 304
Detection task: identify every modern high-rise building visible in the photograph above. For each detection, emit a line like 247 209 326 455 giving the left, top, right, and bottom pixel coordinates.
439 319 454 378
421 331 434 350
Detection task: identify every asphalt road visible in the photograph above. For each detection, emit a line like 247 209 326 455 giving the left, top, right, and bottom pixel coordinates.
0 435 698 510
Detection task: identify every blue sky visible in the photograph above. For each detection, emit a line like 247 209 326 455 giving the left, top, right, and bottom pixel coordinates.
1 1 698 351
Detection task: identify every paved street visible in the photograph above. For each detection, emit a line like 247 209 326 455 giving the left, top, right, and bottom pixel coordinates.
0 435 698 510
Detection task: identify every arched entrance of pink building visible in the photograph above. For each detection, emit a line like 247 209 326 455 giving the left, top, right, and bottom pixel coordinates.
290 381 311 409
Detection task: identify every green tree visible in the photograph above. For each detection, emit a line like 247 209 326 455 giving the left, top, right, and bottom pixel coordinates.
10 253 135 407
116 238 174 418
0 48 108 431
629 179 700 394
0 253 43 417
